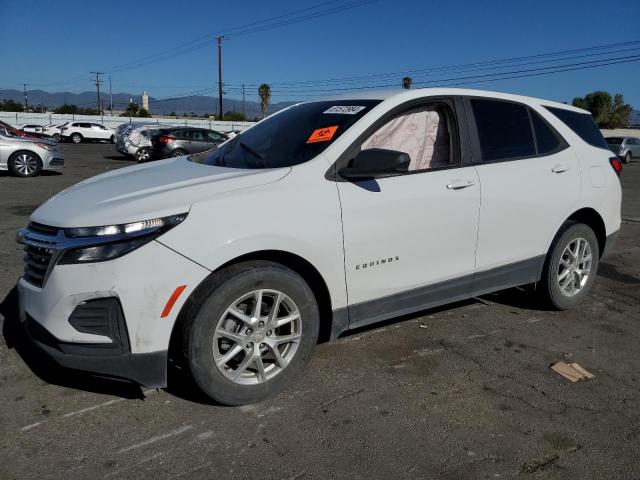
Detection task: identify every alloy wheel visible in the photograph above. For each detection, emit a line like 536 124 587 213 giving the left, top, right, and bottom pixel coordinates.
14 154 38 176
213 289 302 385
557 237 593 297
136 149 150 161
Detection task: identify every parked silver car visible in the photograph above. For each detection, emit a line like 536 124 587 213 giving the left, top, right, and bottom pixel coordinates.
116 123 171 162
605 136 640 163
0 125 64 177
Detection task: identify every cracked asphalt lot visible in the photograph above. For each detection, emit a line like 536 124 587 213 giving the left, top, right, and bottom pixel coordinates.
1 144 639 479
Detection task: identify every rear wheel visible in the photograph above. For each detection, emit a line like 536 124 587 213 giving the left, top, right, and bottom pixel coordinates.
71 133 82 144
135 147 151 162
624 152 632 164
170 149 186 158
110 135 115 144
185 261 319 405
9 151 42 177
539 222 599 310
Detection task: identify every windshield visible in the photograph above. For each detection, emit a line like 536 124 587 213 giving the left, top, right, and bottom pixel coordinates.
605 137 624 145
189 100 380 169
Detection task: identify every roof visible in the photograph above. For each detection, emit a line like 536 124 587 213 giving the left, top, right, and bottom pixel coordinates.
316 87 589 114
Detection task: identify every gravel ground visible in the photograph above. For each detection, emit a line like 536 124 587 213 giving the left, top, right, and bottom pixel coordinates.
1 144 639 479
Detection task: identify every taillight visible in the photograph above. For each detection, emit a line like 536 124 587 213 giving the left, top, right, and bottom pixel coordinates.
609 156 623 176
60 127 68 131
159 136 173 144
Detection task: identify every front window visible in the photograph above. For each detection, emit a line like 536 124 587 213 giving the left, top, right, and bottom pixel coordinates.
190 100 380 169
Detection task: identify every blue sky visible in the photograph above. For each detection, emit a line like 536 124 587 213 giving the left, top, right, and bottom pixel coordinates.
0 0 638 106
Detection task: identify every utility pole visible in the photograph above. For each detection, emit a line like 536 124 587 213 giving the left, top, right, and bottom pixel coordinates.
91 71 104 114
217 36 224 120
242 83 245 118
109 75 113 115
23 84 28 111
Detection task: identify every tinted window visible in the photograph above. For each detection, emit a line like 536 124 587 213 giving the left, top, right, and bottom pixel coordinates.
530 110 562 154
191 100 380 169
190 130 205 141
471 99 535 161
545 107 608 149
628 138 639 145
605 137 623 145
169 129 187 139
207 131 226 142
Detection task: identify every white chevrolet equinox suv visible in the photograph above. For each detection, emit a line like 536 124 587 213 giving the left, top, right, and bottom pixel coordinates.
17 88 621 405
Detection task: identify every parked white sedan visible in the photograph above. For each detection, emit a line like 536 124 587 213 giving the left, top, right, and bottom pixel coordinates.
17 88 621 405
60 122 115 143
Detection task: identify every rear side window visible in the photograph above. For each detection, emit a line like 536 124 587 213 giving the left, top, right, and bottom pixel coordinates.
530 110 564 155
545 107 608 149
471 99 535 161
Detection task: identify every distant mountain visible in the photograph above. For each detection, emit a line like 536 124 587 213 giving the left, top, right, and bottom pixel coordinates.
0 89 297 119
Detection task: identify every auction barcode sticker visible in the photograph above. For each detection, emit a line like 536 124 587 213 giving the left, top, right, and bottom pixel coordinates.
323 105 367 115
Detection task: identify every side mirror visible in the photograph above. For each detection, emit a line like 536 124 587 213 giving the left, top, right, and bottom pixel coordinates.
338 148 410 180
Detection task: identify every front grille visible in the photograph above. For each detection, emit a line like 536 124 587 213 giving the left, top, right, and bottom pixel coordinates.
21 223 62 288
29 222 58 236
24 245 54 287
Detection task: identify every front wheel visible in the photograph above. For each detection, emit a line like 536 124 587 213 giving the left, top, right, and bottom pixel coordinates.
9 151 42 177
624 152 632 164
185 261 319 405
53 133 61 141
110 135 115 144
539 222 599 310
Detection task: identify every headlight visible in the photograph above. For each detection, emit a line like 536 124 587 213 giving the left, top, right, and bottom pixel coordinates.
58 213 187 264
36 142 57 151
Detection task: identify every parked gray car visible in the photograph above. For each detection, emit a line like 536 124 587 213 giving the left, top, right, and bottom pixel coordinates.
605 136 640 163
150 127 228 159
0 124 64 177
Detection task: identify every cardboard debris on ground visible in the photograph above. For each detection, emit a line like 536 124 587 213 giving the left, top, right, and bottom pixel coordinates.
550 361 594 382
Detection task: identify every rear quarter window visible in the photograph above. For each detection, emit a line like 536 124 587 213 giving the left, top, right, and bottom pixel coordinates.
544 107 608 149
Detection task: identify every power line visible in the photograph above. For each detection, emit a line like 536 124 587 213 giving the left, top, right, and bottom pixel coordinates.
106 0 376 75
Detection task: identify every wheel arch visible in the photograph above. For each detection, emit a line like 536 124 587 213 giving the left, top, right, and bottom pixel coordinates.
168 249 335 368
563 207 607 256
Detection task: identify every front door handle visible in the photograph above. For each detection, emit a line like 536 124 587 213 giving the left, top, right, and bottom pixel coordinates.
446 179 475 190
551 164 571 173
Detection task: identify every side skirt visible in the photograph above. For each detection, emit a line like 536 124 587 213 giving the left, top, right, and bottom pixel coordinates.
331 255 545 338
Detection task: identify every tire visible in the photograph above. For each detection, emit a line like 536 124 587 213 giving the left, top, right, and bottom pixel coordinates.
53 133 61 141
8 151 42 177
71 133 83 144
110 135 115 144
170 149 187 158
539 222 599 310
135 148 151 162
624 152 632 164
184 261 319 405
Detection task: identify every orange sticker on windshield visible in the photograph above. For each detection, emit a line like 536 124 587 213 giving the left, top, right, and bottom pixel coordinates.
306 125 338 144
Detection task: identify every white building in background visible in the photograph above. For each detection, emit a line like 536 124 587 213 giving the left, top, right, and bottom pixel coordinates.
142 91 149 112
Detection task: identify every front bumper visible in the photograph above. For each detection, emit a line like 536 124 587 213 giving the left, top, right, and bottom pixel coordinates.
17 238 210 385
22 313 168 387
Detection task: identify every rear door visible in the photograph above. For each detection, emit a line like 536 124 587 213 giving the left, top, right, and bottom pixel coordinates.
337 98 481 328
467 97 580 292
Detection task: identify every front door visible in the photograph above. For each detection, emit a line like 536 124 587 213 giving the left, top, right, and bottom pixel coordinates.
337 100 480 328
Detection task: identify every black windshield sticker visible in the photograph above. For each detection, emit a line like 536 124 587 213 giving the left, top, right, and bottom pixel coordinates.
323 106 366 115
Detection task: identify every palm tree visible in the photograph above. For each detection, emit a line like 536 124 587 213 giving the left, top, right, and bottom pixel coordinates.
402 77 413 89
258 84 271 118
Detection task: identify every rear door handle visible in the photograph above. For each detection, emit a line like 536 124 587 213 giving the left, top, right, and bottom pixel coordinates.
551 164 571 173
446 179 475 190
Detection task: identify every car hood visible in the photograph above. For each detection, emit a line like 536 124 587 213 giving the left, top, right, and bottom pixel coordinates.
31 157 290 227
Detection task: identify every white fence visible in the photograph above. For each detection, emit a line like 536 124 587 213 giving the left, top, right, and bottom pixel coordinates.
0 111 254 132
